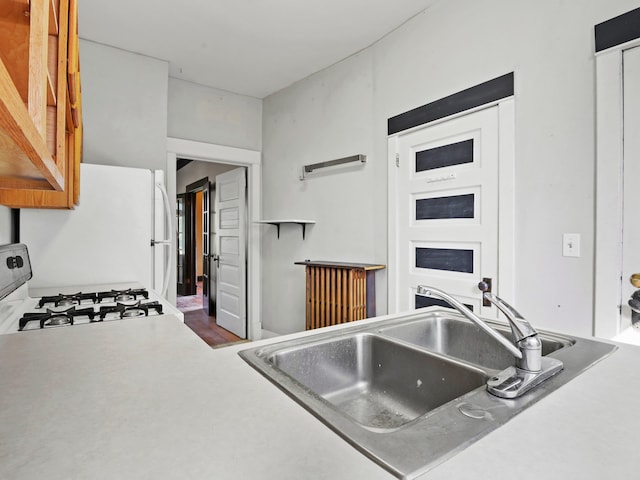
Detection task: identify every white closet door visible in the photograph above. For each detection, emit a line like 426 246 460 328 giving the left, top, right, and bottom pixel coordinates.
394 106 500 318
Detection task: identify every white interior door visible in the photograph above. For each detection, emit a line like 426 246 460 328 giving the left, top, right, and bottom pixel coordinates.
621 45 640 329
215 167 247 338
392 106 500 318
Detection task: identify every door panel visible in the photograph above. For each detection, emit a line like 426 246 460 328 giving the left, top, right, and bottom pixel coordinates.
202 182 212 315
215 167 247 338
622 45 640 329
416 193 475 220
395 106 499 318
415 138 474 171
415 246 475 273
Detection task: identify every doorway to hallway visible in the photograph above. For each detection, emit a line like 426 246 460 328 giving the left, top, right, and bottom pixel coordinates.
167 137 262 341
175 159 246 347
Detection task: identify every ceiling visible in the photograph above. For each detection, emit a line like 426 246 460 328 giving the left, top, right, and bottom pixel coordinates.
78 0 438 99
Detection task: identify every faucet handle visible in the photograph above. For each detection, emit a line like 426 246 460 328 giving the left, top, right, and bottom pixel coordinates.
477 282 538 342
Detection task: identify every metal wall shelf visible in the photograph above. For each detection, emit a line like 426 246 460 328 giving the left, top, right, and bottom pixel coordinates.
254 219 316 239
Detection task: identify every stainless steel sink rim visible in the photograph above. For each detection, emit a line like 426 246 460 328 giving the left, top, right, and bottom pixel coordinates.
239 309 617 479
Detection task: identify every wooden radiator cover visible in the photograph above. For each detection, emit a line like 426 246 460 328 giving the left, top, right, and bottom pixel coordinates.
295 261 385 330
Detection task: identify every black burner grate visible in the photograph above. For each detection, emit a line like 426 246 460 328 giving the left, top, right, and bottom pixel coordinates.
38 292 98 308
97 289 149 303
19 306 97 330
99 301 162 320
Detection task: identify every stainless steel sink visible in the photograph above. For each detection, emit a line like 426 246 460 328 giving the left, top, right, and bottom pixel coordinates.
269 332 487 430
239 309 616 479
376 316 572 371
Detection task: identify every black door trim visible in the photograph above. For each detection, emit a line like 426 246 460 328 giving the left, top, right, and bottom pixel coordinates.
388 72 514 135
176 192 197 296
595 7 640 53
11 209 20 243
186 177 209 193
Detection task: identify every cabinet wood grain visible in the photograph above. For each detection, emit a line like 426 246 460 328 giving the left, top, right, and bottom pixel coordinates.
0 0 82 208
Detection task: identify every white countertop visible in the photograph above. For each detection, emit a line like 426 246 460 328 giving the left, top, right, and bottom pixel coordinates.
613 325 640 346
1 315 639 479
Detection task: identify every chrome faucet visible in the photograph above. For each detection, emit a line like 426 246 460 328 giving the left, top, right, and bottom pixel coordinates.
476 280 541 372
416 284 563 398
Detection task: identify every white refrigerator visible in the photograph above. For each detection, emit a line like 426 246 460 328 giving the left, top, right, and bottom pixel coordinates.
20 163 173 297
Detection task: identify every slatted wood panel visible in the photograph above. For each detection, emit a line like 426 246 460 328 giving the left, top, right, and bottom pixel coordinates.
296 261 385 330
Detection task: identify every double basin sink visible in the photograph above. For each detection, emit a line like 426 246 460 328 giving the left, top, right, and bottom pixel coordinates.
239 309 616 478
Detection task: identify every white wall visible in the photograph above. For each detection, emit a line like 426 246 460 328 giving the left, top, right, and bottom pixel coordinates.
262 49 381 334
80 40 169 170
261 0 639 337
80 42 263 171
168 78 262 152
0 207 11 245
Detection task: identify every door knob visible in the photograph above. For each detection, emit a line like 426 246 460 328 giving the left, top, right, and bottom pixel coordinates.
631 273 640 288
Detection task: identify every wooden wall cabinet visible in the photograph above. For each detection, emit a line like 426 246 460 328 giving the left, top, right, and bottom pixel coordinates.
0 0 82 208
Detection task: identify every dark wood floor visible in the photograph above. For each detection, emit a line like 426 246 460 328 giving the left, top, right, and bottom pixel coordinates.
183 308 245 348
178 280 245 348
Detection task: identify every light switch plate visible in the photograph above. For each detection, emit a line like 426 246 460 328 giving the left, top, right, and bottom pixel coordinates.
563 233 580 257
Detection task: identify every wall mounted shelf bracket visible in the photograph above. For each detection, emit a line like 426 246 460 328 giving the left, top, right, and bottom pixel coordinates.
254 220 316 239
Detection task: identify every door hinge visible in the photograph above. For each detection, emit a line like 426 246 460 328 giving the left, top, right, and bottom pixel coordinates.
395 153 400 168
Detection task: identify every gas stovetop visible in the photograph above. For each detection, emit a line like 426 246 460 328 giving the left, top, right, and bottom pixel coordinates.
0 283 183 335
0 245 183 335
19 288 166 331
